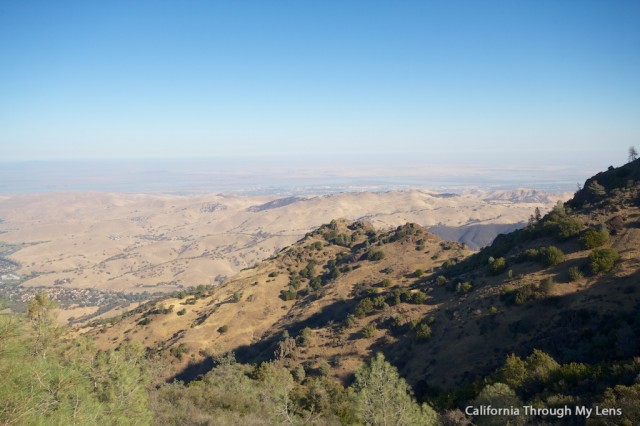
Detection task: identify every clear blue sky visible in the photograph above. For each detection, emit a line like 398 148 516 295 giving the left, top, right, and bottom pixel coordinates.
1 0 639 166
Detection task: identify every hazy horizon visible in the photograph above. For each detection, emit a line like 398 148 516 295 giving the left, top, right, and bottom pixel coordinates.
1 1 639 169
0 151 619 195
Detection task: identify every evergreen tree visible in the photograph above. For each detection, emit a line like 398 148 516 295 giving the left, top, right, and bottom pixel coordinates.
352 352 438 426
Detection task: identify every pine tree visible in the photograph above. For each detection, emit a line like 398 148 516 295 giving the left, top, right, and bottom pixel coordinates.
353 352 438 426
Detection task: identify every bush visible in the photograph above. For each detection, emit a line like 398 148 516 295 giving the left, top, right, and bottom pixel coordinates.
413 322 432 340
413 268 424 278
386 288 411 306
514 285 536 305
488 257 507 275
297 327 313 346
410 291 427 304
137 317 152 326
289 274 302 290
589 248 619 274
588 180 606 196
344 314 357 328
232 292 242 303
367 250 385 261
380 278 392 287
362 324 376 338
442 259 456 269
538 246 565 267
579 226 609 249
280 287 297 301
539 277 553 295
372 296 387 310
542 213 582 240
354 298 375 318
176 308 187 316
502 281 553 305
318 360 331 376
170 343 188 360
456 282 472 295
472 383 524 426
217 325 229 333
567 266 584 282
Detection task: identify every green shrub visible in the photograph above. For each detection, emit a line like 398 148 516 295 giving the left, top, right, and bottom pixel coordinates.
542 212 582 240
579 226 609 249
435 275 448 286
344 314 356 328
524 248 539 260
456 281 472 295
232 292 242 303
539 277 554 295
514 285 536 305
176 308 187 316
297 327 313 346
367 250 385 261
138 317 152 326
170 343 188 360
293 365 306 383
588 180 606 196
217 325 229 333
538 246 565 267
362 324 376 338
372 295 387 310
354 298 375 318
380 278 392 287
289 274 302 290
318 360 331 376
280 287 297 301
410 291 427 304
589 248 619 274
503 281 552 305
310 277 322 291
488 257 507 275
413 268 424 278
442 259 456 269
300 260 317 279
567 266 584 282
413 322 432 340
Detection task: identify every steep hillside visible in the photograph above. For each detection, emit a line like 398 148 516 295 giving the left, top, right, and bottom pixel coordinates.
86 220 471 383
84 160 640 424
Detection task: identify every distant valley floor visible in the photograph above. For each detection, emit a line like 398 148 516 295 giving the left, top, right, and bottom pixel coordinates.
0 188 568 320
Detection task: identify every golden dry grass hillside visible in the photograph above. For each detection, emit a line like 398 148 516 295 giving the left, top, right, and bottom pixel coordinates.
85 160 640 398
0 189 566 294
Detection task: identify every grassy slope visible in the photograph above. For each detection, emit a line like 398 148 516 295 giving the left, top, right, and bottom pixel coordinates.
86 160 640 400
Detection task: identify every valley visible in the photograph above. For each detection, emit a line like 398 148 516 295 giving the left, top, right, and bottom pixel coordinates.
0 188 567 321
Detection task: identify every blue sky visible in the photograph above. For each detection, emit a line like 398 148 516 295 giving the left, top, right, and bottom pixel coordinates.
1 1 639 167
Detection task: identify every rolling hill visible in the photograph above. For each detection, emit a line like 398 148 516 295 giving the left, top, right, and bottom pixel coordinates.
85 160 640 396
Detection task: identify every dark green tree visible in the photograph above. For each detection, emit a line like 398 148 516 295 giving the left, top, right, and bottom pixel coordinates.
352 352 438 425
